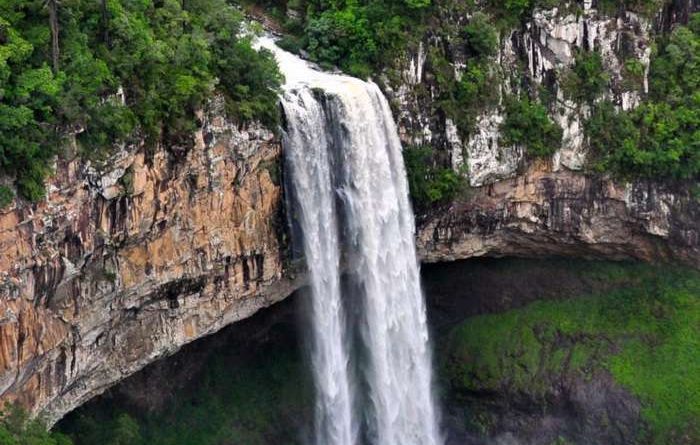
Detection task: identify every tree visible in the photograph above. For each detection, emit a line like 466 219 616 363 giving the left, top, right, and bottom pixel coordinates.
45 0 60 72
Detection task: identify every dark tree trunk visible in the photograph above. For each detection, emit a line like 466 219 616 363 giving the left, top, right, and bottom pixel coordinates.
101 0 110 47
47 0 59 73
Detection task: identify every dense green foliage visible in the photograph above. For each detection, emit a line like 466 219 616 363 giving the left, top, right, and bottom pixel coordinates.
0 404 72 445
403 145 463 210
428 9 501 137
585 14 700 179
482 0 563 28
621 58 645 91
61 325 311 445
563 50 609 104
445 262 700 444
0 185 14 208
0 9 62 202
500 97 563 157
0 0 282 203
269 0 434 77
596 0 665 17
463 12 499 59
285 0 430 77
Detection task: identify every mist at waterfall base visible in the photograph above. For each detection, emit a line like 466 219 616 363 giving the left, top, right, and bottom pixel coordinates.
257 38 443 445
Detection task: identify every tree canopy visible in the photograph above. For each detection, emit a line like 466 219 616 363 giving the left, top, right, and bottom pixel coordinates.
0 0 282 203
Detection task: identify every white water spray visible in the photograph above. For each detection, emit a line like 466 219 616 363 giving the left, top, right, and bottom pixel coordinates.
258 37 442 445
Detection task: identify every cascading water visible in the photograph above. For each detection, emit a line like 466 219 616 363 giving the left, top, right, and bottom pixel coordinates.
281 86 356 445
258 37 442 445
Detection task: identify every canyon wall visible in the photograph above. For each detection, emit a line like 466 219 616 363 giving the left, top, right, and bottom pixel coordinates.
0 1 698 426
0 98 301 425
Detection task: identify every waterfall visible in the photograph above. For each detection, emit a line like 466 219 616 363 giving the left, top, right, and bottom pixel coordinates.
257 37 442 445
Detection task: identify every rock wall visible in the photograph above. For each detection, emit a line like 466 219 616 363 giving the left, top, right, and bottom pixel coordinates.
396 1 700 265
0 99 301 425
416 162 700 265
386 0 697 185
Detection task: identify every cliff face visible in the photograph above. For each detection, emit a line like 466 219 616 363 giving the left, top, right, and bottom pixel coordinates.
0 99 300 425
392 1 700 264
0 1 698 427
388 1 683 184
416 162 700 264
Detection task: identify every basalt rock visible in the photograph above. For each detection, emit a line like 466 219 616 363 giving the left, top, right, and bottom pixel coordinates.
416 162 700 266
0 98 301 425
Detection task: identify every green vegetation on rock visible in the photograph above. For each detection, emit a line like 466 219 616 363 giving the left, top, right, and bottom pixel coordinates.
585 13 700 180
445 262 700 444
0 0 282 202
463 12 499 59
271 0 430 77
596 0 665 17
500 97 563 157
0 403 72 445
427 10 502 138
0 185 14 208
563 50 610 104
403 145 463 210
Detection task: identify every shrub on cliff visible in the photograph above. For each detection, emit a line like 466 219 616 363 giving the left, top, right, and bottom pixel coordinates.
463 12 499 59
500 97 563 157
562 50 610 104
403 145 463 210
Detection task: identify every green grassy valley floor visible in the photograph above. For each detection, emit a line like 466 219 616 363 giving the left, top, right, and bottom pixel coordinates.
57 259 700 445
441 261 700 445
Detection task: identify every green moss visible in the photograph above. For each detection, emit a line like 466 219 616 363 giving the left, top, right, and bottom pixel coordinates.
445 262 700 444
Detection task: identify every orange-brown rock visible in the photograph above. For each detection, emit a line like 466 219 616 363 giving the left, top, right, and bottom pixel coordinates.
0 100 301 425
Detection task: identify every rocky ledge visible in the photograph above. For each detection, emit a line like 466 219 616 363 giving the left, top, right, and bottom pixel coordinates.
417 161 700 266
